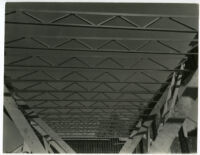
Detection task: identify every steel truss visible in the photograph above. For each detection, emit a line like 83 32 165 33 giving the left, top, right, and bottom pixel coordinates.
120 63 185 153
4 86 75 153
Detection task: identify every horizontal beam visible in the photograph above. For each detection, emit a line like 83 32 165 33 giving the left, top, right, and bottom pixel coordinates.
6 23 196 40
50 127 129 130
47 121 135 124
6 21 197 33
30 106 153 110
45 118 138 121
62 138 111 140
39 115 145 121
13 89 161 94
5 79 169 84
53 131 128 135
38 112 148 117
6 35 198 41
5 46 198 55
49 124 133 129
50 128 131 132
5 48 187 59
53 128 130 132
42 118 139 122
55 131 128 134
19 103 150 109
7 9 198 18
59 135 120 138
15 99 158 102
49 125 137 129
41 114 140 118
36 111 143 116
5 65 189 72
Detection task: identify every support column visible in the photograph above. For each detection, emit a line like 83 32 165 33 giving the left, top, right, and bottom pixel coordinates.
149 119 184 153
179 127 189 153
4 85 76 153
149 70 197 153
4 87 47 153
120 71 175 153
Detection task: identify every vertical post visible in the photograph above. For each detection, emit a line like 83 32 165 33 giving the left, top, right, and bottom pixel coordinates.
149 120 184 153
139 138 144 153
179 127 190 153
141 137 148 153
147 127 151 152
120 85 171 153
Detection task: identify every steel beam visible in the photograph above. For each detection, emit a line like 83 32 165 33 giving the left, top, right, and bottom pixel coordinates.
6 22 196 41
148 70 197 153
5 48 187 60
149 119 184 153
179 127 189 153
15 99 158 102
120 63 186 153
6 21 197 33
4 85 76 153
161 63 185 123
6 9 198 18
22 142 31 153
119 72 177 153
31 106 153 110
12 145 23 153
43 137 54 153
33 118 75 153
4 86 47 153
5 65 189 72
5 46 198 55
11 89 161 94
6 79 169 84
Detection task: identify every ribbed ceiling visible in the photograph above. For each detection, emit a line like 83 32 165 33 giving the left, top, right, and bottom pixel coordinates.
4 3 198 139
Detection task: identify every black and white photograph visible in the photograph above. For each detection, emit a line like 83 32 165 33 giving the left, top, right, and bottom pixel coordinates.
2 1 199 153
